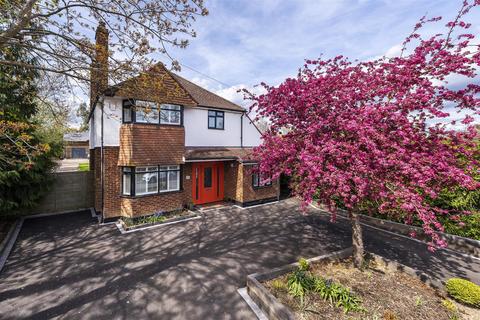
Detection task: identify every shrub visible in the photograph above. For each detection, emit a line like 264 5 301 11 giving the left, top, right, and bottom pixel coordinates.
286 258 365 313
445 278 480 308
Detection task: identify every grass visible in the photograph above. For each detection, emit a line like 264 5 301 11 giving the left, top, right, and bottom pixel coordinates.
78 163 89 171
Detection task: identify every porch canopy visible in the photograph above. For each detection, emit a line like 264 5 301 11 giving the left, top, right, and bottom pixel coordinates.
185 147 257 163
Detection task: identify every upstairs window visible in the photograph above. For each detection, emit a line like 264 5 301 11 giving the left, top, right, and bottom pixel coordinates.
122 99 182 125
208 110 224 130
135 101 159 124
160 104 181 125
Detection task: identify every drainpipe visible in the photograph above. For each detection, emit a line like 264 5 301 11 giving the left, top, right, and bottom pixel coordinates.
240 113 243 147
100 95 105 224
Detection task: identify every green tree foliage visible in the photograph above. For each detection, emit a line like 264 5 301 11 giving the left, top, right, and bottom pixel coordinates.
0 46 61 216
75 102 89 132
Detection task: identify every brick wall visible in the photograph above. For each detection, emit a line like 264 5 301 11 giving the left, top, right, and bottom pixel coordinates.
118 124 185 166
242 163 279 204
92 147 121 218
224 162 279 205
92 146 193 218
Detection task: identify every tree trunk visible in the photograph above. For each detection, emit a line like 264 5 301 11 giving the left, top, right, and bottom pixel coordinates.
349 210 364 268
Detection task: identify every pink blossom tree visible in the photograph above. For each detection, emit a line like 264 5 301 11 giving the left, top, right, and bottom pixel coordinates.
247 1 480 267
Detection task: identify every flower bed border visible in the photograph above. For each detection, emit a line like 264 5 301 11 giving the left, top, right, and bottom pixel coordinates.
246 247 446 320
116 210 201 234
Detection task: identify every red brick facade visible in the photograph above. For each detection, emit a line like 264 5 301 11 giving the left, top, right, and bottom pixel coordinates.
92 149 278 218
118 124 185 166
224 162 279 205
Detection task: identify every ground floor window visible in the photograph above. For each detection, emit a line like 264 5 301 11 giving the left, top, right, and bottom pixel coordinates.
122 165 181 196
252 165 272 188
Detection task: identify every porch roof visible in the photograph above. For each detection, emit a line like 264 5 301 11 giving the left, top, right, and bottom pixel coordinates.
185 147 257 163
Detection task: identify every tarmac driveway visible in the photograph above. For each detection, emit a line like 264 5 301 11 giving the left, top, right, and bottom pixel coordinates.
0 199 478 319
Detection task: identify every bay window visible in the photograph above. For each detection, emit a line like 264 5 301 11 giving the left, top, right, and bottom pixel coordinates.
122 165 181 196
122 99 182 125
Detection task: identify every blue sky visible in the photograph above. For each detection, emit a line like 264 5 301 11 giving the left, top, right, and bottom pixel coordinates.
163 0 480 108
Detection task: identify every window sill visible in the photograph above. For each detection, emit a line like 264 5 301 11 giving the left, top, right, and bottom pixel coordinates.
208 127 225 130
122 123 184 128
120 189 184 199
252 185 273 190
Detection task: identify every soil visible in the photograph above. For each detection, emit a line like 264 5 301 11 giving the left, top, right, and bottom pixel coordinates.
264 257 479 320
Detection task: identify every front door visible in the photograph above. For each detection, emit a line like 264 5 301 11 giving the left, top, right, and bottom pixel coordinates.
192 162 224 205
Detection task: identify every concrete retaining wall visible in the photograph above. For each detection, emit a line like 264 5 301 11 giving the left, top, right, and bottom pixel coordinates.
355 213 480 258
25 171 94 215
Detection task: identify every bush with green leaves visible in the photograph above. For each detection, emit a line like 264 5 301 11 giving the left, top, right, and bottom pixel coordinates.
445 278 480 308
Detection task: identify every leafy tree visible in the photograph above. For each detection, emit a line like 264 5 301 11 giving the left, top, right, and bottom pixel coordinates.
75 102 89 132
0 0 208 83
0 46 60 215
247 1 480 267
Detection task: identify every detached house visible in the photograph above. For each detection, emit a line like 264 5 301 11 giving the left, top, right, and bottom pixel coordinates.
89 23 279 220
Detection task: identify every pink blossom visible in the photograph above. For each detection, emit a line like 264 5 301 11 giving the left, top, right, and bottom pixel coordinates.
246 0 480 250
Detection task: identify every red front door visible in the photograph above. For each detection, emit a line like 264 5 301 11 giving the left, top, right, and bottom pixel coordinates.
192 162 224 205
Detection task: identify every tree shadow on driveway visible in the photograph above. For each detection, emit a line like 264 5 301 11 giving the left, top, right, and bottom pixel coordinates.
0 199 348 319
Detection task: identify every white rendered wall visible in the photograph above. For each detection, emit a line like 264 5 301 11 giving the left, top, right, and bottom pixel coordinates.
90 97 122 148
89 101 263 148
184 107 243 147
242 115 262 147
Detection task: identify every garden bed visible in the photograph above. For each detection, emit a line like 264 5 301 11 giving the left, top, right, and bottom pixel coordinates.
247 248 479 320
119 209 200 232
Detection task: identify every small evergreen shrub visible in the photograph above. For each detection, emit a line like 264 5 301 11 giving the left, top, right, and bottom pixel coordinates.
445 278 480 308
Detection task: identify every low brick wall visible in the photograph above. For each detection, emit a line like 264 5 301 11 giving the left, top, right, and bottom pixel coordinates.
25 171 94 215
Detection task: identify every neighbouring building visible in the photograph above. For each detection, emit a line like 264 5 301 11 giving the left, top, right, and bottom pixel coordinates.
88 23 279 220
63 132 89 159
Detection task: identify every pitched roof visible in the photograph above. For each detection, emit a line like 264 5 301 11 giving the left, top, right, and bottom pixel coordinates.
169 73 245 112
185 147 256 162
64 131 89 142
106 63 245 112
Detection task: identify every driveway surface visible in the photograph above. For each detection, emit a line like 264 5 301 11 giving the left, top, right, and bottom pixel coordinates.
0 199 478 319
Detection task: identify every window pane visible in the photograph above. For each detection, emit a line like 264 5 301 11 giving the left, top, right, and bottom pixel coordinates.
169 165 180 170
123 107 132 122
136 167 147 172
162 104 181 111
168 170 179 191
208 111 216 116
216 117 224 129
146 166 157 172
160 109 169 123
159 166 169 171
253 173 259 187
135 174 147 194
159 171 167 191
208 117 216 128
170 111 180 124
147 173 158 193
135 172 157 195
123 173 131 195
204 167 212 188
216 111 224 117
135 101 158 123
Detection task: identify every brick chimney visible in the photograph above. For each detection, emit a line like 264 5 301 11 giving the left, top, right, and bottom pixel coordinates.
90 22 109 109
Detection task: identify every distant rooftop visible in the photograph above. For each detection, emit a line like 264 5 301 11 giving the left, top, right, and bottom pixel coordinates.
64 131 89 142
